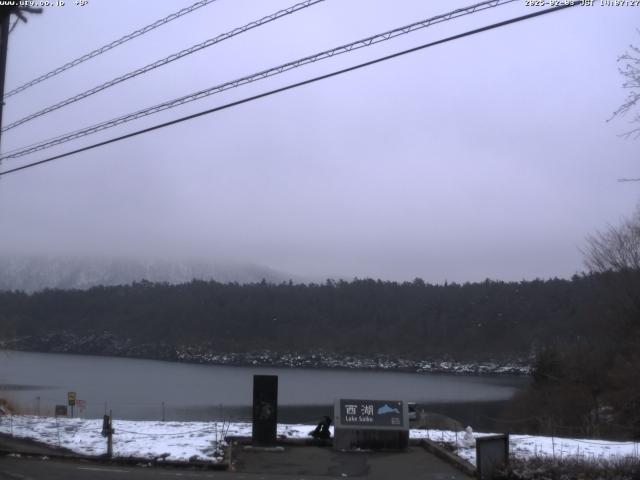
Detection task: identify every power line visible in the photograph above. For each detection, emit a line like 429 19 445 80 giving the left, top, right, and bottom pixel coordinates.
1 0 518 159
2 0 326 133
2 0 220 100
0 4 579 178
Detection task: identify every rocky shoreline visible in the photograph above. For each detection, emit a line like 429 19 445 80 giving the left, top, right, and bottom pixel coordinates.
1 331 531 376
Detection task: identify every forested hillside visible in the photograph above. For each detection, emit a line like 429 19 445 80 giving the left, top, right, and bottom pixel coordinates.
0 274 612 361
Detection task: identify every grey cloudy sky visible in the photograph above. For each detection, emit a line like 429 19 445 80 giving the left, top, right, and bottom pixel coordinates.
0 0 638 283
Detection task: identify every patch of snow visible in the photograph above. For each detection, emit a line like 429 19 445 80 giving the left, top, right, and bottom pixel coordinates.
410 428 640 466
0 416 317 463
2 416 637 466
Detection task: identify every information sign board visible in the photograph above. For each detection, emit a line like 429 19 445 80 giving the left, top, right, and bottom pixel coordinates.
333 398 409 450
337 399 405 428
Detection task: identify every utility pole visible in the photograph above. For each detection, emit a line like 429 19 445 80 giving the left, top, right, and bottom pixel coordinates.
107 411 113 458
0 4 42 152
0 12 10 152
102 411 114 458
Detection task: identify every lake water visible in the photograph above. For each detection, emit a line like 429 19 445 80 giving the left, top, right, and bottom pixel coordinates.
0 350 528 428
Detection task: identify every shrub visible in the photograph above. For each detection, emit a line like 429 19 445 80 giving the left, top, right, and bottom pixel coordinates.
497 455 640 480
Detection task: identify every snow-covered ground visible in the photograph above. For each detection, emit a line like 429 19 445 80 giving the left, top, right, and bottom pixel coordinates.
0 416 316 463
1 415 638 466
408 428 640 466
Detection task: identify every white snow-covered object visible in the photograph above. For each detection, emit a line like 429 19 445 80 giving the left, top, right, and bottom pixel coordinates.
460 426 476 448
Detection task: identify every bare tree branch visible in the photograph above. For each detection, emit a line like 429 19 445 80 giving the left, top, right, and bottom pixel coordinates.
584 211 640 273
609 31 640 140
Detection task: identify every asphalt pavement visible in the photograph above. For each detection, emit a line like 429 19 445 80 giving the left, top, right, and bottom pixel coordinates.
0 433 75 457
0 456 229 480
0 445 471 480
233 445 468 479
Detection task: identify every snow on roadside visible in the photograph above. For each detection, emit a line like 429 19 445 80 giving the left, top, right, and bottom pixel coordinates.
1 415 639 466
410 429 640 466
0 415 317 463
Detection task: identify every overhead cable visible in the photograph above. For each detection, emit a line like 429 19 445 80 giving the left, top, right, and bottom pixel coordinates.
0 4 580 178
1 0 325 132
1 0 518 158
2 0 220 100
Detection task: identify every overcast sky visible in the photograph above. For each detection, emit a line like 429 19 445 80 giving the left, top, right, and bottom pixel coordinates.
0 0 638 283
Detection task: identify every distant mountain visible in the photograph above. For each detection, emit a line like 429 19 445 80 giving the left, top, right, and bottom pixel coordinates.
0 255 292 292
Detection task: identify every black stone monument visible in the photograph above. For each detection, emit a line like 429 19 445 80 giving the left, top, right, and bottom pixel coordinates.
252 375 278 446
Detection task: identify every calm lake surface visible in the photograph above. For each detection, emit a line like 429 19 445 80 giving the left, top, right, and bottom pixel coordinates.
0 350 528 428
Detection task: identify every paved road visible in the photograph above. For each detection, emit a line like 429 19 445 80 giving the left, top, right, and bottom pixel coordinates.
0 446 470 480
0 456 230 480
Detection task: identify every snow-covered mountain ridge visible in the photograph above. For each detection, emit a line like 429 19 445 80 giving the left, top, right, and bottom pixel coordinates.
0 256 290 292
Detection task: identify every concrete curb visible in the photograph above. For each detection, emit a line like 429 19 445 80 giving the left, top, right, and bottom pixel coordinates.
0 432 76 457
0 448 229 470
226 435 332 472
419 439 477 477
0 449 76 460
0 439 229 471
226 435 332 447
